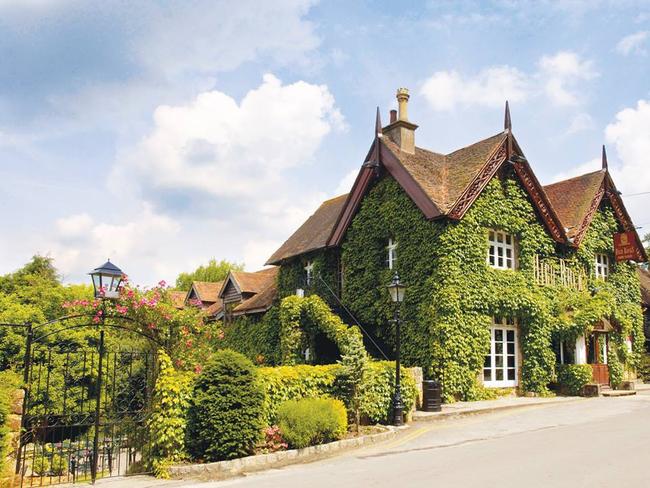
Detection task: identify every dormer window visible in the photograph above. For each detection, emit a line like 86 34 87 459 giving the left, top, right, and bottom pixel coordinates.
304 261 314 287
488 230 516 270
386 238 398 269
594 253 610 279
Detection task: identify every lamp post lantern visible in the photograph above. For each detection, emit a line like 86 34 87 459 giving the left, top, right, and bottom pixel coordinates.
387 272 407 426
89 260 124 300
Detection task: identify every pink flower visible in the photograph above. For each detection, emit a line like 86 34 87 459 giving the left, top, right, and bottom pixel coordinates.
158 280 167 288
194 364 203 374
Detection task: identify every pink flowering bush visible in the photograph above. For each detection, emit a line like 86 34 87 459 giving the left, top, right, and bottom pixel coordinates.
62 277 218 372
257 425 288 453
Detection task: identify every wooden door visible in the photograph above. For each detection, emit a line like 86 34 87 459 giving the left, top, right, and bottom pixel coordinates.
591 364 610 385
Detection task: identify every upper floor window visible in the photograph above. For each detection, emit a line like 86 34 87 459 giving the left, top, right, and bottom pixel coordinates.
304 261 314 286
594 253 610 279
386 238 398 270
488 230 516 270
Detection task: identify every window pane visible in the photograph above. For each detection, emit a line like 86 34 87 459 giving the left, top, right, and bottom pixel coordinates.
507 330 515 342
507 342 515 355
495 356 503 368
506 234 512 245
497 233 503 243
496 369 503 380
508 369 515 380
495 329 503 341
484 356 491 367
484 369 492 381
495 343 503 355
507 356 515 367
489 231 495 241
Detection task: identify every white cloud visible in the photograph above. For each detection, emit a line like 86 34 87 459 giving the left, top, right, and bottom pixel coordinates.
334 168 359 196
566 112 595 135
420 51 597 112
44 203 182 283
537 51 598 106
616 31 649 56
420 66 529 111
112 74 344 199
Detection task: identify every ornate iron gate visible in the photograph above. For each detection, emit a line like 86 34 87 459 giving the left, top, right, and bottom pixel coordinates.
1 320 160 487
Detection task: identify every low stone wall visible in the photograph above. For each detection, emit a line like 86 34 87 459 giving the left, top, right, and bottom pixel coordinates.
168 427 398 481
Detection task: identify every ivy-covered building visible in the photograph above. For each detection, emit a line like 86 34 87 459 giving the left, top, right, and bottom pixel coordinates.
264 88 647 400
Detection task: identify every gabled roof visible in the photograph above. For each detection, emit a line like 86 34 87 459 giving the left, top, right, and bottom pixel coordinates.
204 301 223 319
266 195 348 265
232 277 278 316
168 290 187 309
544 170 606 240
638 268 650 306
188 281 223 303
219 267 279 297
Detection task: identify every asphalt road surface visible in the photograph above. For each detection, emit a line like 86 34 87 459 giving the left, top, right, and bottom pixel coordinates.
103 391 650 488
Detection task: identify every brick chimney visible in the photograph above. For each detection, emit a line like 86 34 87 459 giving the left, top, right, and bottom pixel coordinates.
384 88 418 154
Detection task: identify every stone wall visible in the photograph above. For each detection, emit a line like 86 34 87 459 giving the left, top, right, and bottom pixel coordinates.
1 389 24 486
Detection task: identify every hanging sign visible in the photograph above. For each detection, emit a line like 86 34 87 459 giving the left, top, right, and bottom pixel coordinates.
613 232 638 262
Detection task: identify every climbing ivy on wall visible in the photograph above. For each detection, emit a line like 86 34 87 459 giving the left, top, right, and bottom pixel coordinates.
277 249 340 307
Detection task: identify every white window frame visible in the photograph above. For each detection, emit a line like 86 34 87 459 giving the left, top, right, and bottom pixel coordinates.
304 261 314 287
487 230 516 270
594 253 610 280
386 238 398 270
483 317 518 388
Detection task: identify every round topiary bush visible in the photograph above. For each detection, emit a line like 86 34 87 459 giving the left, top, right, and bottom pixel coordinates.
277 397 347 449
185 349 265 461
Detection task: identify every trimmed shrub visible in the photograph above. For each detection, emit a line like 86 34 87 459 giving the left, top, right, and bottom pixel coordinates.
0 370 21 477
639 353 650 383
277 398 347 449
358 362 419 424
31 457 49 477
185 350 265 462
557 364 593 396
258 365 339 425
50 454 66 476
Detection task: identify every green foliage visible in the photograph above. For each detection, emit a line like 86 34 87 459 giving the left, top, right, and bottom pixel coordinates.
337 333 368 432
147 351 193 478
50 454 66 476
186 350 265 462
258 365 339 425
220 307 281 365
557 364 593 395
279 295 367 367
277 398 347 449
175 259 243 290
607 345 625 388
357 361 418 424
31 457 49 476
638 353 650 382
0 371 21 477
277 249 340 307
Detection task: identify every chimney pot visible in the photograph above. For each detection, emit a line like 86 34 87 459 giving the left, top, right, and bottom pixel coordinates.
390 109 397 123
396 88 410 121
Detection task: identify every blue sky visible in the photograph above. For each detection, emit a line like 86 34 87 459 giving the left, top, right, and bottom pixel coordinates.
1 0 650 285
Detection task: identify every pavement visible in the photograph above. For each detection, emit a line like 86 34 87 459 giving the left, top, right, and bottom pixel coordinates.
91 386 650 488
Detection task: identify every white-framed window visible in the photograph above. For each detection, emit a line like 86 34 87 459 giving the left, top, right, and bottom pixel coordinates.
487 230 516 270
386 238 398 270
594 253 610 279
483 317 518 387
304 261 314 287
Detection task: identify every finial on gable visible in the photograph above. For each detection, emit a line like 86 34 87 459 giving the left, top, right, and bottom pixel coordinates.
375 106 382 137
504 101 512 132
602 144 608 170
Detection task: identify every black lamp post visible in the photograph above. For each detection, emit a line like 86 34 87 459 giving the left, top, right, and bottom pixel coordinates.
387 272 407 426
89 260 124 299
88 259 123 484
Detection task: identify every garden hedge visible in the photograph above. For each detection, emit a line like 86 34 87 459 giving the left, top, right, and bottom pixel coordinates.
277 397 347 449
556 364 593 396
0 370 21 478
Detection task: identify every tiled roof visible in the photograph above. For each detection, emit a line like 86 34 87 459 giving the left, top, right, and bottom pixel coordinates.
204 301 223 318
230 267 279 295
168 290 186 309
266 195 348 265
191 281 223 303
543 170 605 238
233 278 278 315
638 268 650 306
383 132 506 212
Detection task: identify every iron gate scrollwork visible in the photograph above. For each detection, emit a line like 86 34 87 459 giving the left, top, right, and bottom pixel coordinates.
2 318 160 486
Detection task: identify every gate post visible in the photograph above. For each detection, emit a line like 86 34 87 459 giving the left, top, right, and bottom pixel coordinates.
15 322 32 477
91 330 105 484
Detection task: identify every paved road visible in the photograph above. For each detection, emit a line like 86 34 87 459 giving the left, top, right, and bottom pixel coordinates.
103 391 650 488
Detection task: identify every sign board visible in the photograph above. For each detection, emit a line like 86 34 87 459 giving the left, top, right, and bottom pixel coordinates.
614 232 638 262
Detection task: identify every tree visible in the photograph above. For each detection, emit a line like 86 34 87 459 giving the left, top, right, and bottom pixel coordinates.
175 259 243 290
